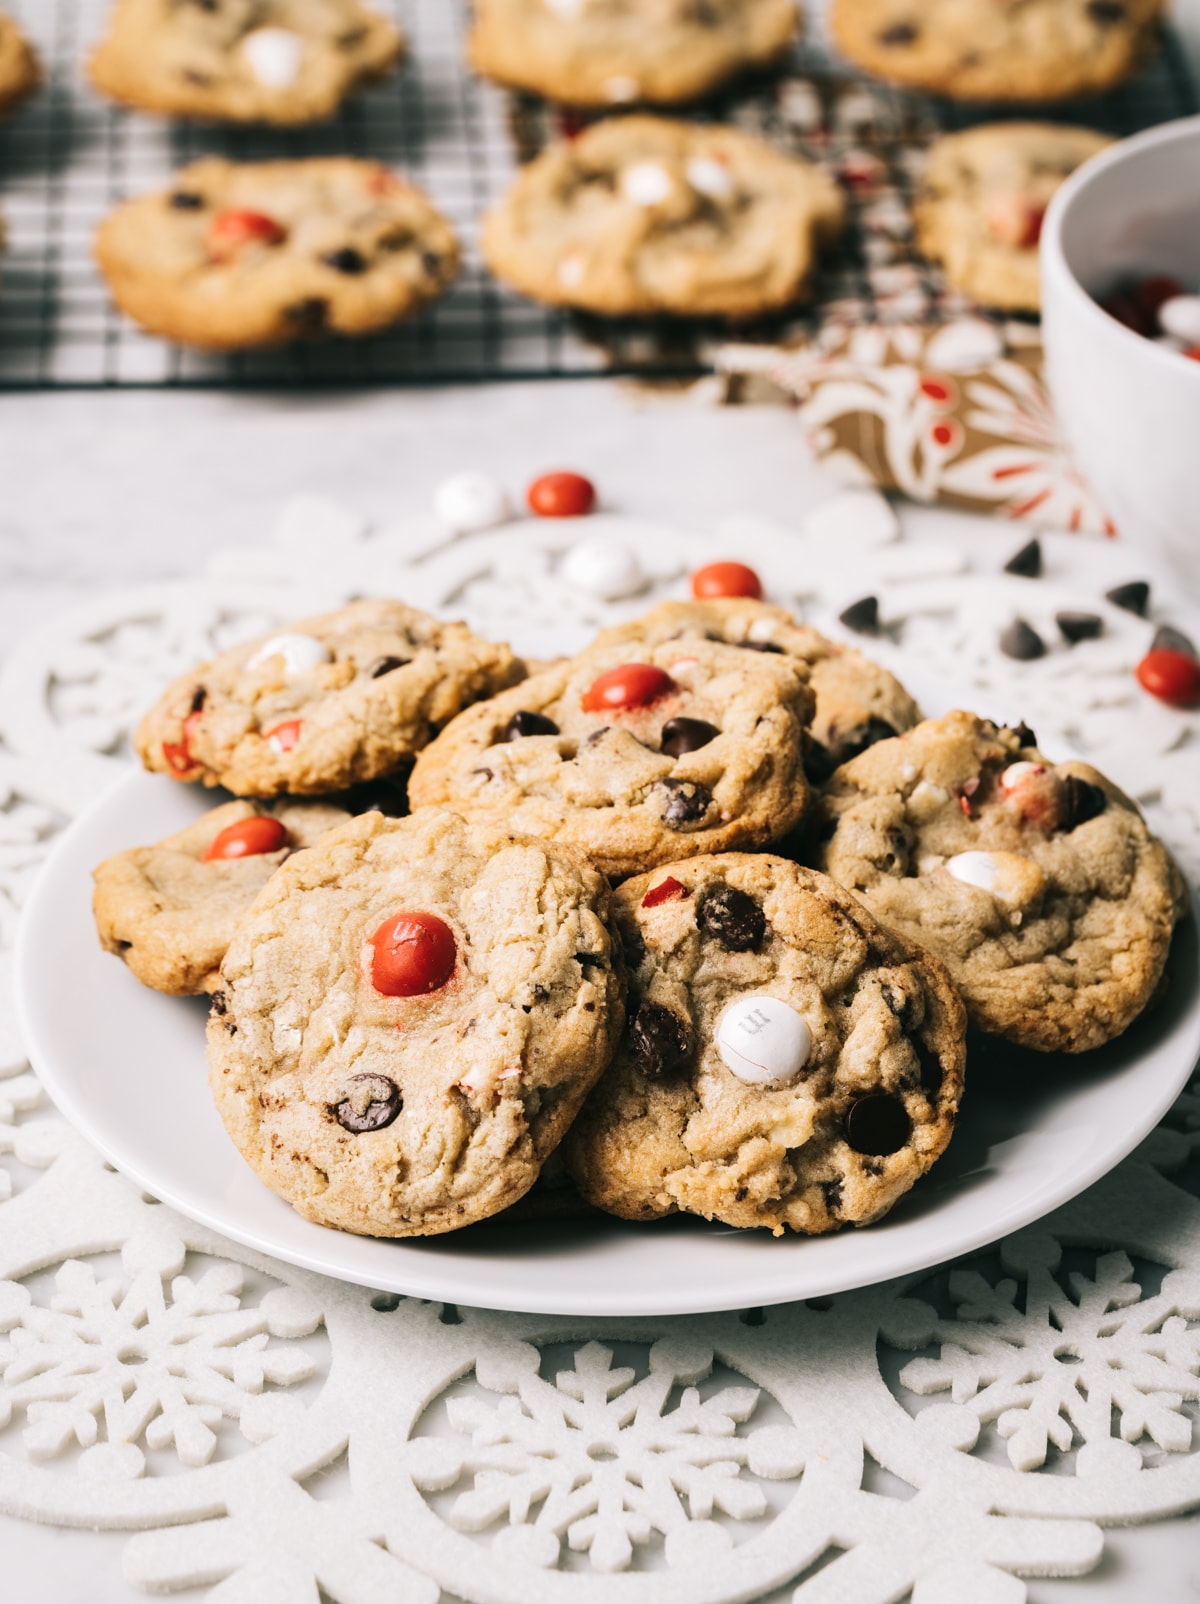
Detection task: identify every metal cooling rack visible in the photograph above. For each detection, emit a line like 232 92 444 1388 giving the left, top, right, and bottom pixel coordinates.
0 0 1194 388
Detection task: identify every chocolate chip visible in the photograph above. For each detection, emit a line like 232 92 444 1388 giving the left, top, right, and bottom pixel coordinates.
882 981 917 1029
367 655 409 679
630 1000 690 1077
502 710 560 740
210 990 228 1016
999 619 1045 661
575 952 606 968
169 191 206 210
660 778 712 828
837 717 898 761
1062 774 1106 831
661 716 719 757
878 21 918 43
697 885 765 951
1105 580 1149 616
804 740 837 785
1087 0 1124 21
331 1074 402 1134
738 639 784 654
189 685 207 712
914 1039 943 1097
820 1178 843 1212
1151 623 1198 658
1004 538 1042 578
323 247 367 274
845 1093 911 1155
285 297 329 332
839 595 879 635
1011 721 1037 748
1056 611 1104 644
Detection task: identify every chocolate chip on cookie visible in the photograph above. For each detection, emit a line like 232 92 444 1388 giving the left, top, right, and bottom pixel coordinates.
697 884 766 950
332 1073 402 1133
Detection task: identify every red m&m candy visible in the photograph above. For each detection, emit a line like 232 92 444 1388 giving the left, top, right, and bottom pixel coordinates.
1135 649 1200 708
527 471 596 518
369 911 457 997
690 561 763 600
162 708 204 775
582 663 675 713
202 816 289 862
208 209 287 261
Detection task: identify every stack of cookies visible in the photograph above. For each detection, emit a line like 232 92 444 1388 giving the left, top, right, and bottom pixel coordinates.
93 571 1187 1240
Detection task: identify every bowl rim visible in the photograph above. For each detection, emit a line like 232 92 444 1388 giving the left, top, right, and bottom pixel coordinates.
1041 112 1200 382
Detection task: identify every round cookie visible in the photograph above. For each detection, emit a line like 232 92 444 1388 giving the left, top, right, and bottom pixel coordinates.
208 808 625 1237
135 598 522 798
595 598 921 778
96 158 459 350
566 852 966 1233
482 116 844 319
915 123 1112 312
408 636 816 881
468 0 800 108
815 711 1186 1053
93 798 350 996
830 0 1164 103
89 0 402 124
0 12 40 117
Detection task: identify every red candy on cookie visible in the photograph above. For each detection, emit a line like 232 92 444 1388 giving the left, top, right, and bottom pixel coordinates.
264 719 302 754
527 471 596 518
208 209 287 261
202 816 290 862
1136 649 1200 708
690 561 763 600
641 876 686 908
582 663 675 713
369 911 457 997
162 708 203 775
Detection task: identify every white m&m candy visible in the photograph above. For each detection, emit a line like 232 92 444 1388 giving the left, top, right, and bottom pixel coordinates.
716 996 812 1087
946 849 1044 909
1157 294 1200 345
246 633 332 676
621 161 673 207
240 28 305 89
433 470 511 535
561 535 645 600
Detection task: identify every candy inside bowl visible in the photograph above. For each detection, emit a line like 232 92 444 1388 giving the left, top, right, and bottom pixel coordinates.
1041 115 1200 598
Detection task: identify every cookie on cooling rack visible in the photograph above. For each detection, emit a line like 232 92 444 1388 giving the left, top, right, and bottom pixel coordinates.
566 852 966 1233
468 0 800 107
135 598 522 798
915 124 1112 312
0 11 40 116
408 635 815 881
95 158 459 350
594 598 921 779
89 0 401 124
814 711 1187 1053
93 798 350 996
208 808 625 1237
482 116 844 319
829 0 1164 102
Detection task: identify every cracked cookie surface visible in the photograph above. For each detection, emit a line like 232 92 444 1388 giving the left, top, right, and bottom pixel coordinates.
96 158 458 350
208 808 625 1236
566 852 965 1233
814 711 1186 1052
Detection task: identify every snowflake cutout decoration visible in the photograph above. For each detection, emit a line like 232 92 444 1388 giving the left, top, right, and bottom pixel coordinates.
407 1338 805 1573
883 1239 1200 1473
0 1240 323 1475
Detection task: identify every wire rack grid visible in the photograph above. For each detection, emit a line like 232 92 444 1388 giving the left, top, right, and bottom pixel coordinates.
0 0 1195 388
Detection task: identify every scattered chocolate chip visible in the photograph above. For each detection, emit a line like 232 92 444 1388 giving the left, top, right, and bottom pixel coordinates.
323 247 367 275
503 710 560 740
284 297 329 332
169 191 206 210
210 990 228 1016
115 938 132 951
1151 623 1197 658
575 952 606 968
882 982 917 1029
837 717 898 761
839 595 879 635
1063 774 1106 831
1011 721 1037 748
331 1073 402 1134
697 885 766 951
630 1000 690 1077
1105 580 1150 616
1056 611 1104 644
999 618 1046 661
804 740 837 785
367 655 409 679
531 984 549 1002
189 685 207 712
845 1093 911 1155
660 777 712 828
820 1178 843 1212
1087 0 1124 20
660 716 719 757
878 20 918 43
738 639 784 654
224 1020 238 1035
1003 537 1042 578
914 1039 943 1097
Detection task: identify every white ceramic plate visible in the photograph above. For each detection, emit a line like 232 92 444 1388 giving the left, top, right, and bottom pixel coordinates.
16 726 1200 1317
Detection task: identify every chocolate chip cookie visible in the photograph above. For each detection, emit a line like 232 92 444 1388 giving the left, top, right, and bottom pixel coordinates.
93 798 350 995
0 12 40 117
208 808 625 1237
96 158 459 350
566 852 965 1233
482 115 844 319
408 637 816 881
814 711 1186 1052
468 0 800 107
135 598 522 798
595 598 921 778
830 0 1163 102
916 123 1112 312
89 0 402 124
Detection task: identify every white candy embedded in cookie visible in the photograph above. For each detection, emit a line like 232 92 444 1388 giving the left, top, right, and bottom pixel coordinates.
946 849 1044 908
239 28 305 89
999 761 1044 794
434 470 511 534
686 156 733 199
1158 294 1200 345
716 996 812 1087
246 633 332 675
561 536 644 600
621 161 673 207
908 779 950 821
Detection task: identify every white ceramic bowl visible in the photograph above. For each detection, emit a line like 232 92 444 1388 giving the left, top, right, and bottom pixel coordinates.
1041 115 1200 597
